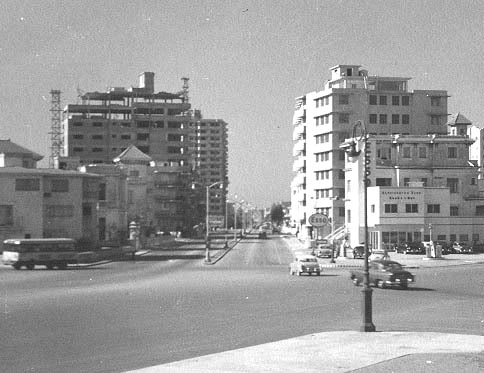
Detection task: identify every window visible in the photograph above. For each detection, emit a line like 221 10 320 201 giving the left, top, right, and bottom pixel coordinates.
385 204 398 213
339 113 349 123
448 147 457 158
99 183 106 201
403 177 410 186
392 96 400 105
73 147 84 152
402 96 410 106
418 147 427 158
369 114 377 124
402 114 410 124
376 178 392 186
379 114 387 124
156 121 164 128
392 114 399 124
92 134 103 140
476 206 484 216
92 122 103 127
15 178 40 191
447 178 459 193
450 206 459 216
51 179 69 192
421 178 428 186
46 205 74 218
406 204 418 213
137 133 149 141
339 207 345 217
121 134 131 140
0 205 13 226
403 147 411 158
369 95 377 105
431 115 441 126
137 121 150 128
72 122 83 127
379 96 387 105
73 134 83 139
92 147 103 152
347 209 351 223
339 95 349 105
430 96 441 106
427 204 440 213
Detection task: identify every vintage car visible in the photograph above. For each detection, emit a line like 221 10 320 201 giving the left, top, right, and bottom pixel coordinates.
352 245 365 259
290 255 321 276
315 240 333 258
452 242 473 254
395 242 425 255
350 260 415 289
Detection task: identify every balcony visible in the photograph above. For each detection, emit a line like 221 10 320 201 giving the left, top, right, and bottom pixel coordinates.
292 157 305 172
292 123 305 141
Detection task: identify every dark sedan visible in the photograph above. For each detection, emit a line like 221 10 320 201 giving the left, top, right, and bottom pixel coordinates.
350 260 415 289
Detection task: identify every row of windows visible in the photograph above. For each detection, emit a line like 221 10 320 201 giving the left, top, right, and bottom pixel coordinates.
382 232 477 245
369 114 410 125
71 121 186 129
373 178 461 193
381 204 484 216
315 152 330 162
315 134 330 144
370 95 410 106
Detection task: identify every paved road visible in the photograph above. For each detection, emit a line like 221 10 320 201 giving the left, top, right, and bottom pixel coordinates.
1 235 483 372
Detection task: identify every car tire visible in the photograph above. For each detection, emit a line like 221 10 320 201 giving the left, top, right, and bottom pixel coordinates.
13 263 22 270
400 283 408 290
316 271 320 276
26 262 35 270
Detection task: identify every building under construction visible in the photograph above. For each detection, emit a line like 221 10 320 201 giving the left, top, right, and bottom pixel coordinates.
60 72 229 235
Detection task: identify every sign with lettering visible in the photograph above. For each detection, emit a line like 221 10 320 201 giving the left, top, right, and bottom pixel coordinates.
308 213 329 227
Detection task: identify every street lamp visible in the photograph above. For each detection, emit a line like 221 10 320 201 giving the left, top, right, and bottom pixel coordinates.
340 119 376 332
193 181 224 263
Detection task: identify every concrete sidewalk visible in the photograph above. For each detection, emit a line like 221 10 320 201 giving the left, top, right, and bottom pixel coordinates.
127 331 484 372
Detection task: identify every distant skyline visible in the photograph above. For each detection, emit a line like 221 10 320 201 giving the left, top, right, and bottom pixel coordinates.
1 0 484 208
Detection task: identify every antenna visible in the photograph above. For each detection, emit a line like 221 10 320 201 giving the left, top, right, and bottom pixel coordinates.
49 90 63 168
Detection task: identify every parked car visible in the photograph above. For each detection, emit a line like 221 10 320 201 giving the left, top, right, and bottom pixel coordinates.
350 259 415 289
290 255 321 276
452 242 473 254
352 245 365 259
395 242 425 255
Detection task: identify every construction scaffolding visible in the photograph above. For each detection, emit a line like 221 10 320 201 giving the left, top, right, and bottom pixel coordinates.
49 89 62 168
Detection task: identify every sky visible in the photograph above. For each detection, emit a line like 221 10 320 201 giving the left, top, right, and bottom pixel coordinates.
1 0 484 209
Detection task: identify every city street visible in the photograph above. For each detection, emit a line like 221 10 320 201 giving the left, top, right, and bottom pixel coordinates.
1 234 483 372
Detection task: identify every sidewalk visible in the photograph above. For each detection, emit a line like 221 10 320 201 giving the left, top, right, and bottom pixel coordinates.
127 331 484 372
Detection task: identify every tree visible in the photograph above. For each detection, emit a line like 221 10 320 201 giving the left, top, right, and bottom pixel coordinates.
270 203 284 226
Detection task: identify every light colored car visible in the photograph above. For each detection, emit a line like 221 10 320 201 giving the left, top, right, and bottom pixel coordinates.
290 255 321 276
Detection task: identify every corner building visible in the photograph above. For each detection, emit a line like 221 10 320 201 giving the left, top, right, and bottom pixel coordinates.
291 64 449 239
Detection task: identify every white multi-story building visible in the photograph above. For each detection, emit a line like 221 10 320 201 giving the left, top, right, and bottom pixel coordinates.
343 133 484 250
291 64 449 239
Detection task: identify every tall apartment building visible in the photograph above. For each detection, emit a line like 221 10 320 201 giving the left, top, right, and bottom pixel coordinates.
291 64 449 238
62 72 192 166
189 111 229 223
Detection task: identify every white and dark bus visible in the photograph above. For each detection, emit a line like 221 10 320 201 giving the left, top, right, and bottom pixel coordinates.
2 238 78 270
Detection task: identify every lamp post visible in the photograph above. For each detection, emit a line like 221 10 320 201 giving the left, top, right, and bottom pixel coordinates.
341 120 376 332
193 181 224 263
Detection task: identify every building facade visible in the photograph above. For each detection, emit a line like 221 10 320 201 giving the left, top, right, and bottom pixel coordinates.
62 72 192 167
291 64 449 239
189 111 229 224
343 134 484 250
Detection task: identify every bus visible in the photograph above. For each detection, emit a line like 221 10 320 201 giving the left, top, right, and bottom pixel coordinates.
2 238 78 270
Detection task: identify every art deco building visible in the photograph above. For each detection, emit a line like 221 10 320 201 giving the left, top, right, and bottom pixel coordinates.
291 64 449 239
